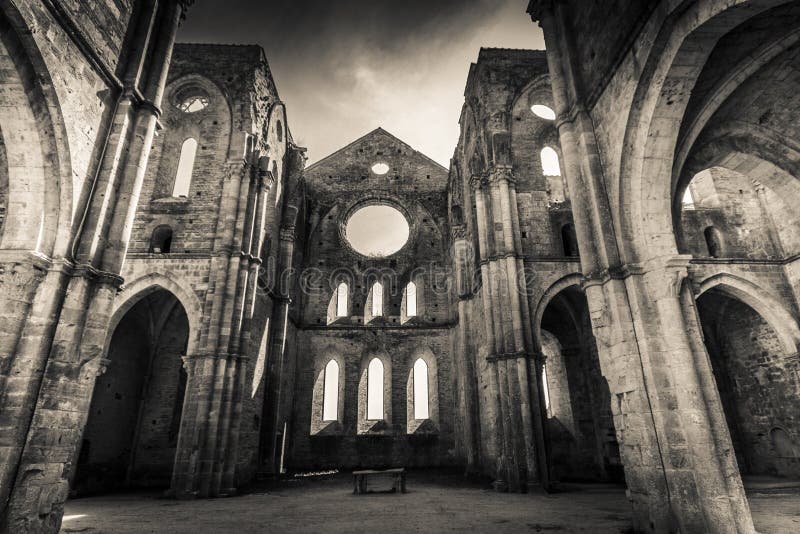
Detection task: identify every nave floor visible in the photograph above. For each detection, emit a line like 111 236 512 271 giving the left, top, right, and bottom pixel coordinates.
60 471 800 533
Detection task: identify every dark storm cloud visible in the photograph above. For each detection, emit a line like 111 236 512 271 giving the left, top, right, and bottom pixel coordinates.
179 0 543 165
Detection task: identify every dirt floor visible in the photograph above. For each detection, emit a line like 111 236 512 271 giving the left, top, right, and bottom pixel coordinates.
60 471 800 533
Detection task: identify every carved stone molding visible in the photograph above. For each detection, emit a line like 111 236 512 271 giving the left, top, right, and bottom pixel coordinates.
641 255 693 301
469 173 488 191
487 350 532 363
81 357 111 379
488 165 515 185
226 161 249 182
71 263 125 290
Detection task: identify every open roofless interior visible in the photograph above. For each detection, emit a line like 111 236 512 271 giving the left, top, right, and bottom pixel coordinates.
0 1 799 533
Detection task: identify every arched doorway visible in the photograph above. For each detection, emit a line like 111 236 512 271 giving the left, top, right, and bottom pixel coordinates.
74 289 189 495
696 288 800 478
538 285 623 483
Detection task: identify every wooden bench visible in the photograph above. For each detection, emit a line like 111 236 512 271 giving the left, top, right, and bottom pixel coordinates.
352 468 406 494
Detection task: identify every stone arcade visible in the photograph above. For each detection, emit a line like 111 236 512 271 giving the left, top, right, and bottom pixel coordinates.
0 1 799 532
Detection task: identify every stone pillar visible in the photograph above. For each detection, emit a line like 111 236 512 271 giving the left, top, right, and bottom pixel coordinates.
531 1 755 530
752 180 785 259
258 145 305 476
451 225 480 472
263 225 296 473
469 168 547 491
220 165 275 494
170 153 265 498
171 353 213 497
236 169 274 355
1 3 185 530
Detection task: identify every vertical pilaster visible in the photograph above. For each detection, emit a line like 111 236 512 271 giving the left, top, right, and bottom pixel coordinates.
263 225 296 473
470 165 547 491
451 225 480 473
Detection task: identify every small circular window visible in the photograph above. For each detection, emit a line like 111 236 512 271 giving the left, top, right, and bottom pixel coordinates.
531 104 556 120
371 162 390 175
345 204 409 257
174 86 210 113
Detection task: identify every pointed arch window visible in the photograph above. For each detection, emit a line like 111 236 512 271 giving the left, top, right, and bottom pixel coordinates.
541 146 561 177
367 358 384 420
371 282 383 317
405 281 417 317
413 358 429 420
322 360 339 421
173 138 198 197
336 282 348 317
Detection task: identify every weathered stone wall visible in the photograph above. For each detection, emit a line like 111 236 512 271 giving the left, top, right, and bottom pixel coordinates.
680 168 786 259
4 0 136 228
288 128 455 470
118 43 292 495
290 329 455 470
0 2 190 530
449 48 597 486
699 291 800 477
54 0 136 72
541 0 656 108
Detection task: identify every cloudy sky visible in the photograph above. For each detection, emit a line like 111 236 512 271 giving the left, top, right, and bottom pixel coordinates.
179 0 544 166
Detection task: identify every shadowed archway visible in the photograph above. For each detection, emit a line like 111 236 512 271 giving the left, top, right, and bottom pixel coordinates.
74 289 189 495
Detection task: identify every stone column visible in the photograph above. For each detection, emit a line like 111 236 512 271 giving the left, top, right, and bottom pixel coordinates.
470 167 547 491
220 166 275 494
470 174 505 481
451 225 480 472
171 352 214 497
531 1 755 530
172 156 259 499
263 225 296 473
236 169 274 355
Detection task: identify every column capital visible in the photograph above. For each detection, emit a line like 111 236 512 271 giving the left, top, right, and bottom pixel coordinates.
469 173 489 191
641 254 693 300
450 224 467 241
488 165 515 185
225 160 249 182
81 357 111 378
